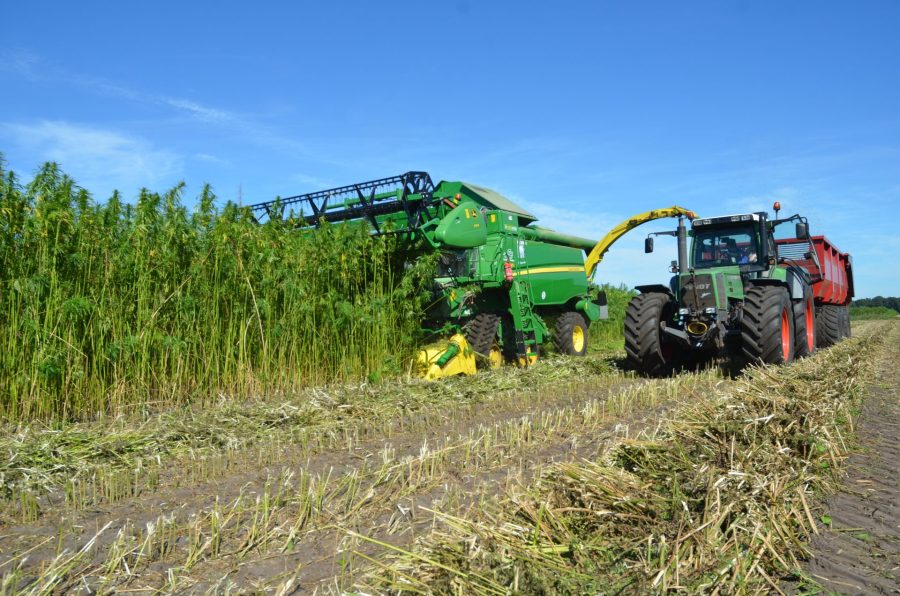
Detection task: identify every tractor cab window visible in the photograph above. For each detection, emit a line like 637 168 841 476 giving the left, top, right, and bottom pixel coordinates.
692 225 759 268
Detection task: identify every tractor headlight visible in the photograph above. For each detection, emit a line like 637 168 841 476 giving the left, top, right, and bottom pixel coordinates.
704 307 717 315
678 308 690 316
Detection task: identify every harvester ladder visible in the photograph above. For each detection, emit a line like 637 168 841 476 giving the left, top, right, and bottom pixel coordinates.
509 234 539 359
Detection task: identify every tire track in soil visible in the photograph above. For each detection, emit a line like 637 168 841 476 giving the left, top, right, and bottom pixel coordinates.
799 323 900 594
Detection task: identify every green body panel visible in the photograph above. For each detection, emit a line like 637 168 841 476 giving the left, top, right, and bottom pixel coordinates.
434 201 488 248
676 265 745 310
768 267 788 282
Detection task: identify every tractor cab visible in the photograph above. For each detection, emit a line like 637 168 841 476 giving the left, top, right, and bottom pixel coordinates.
689 212 770 274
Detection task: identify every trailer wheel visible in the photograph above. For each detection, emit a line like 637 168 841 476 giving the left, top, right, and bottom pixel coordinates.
793 287 816 358
555 312 589 356
741 286 795 365
465 313 503 369
841 305 852 338
815 305 842 347
624 293 674 375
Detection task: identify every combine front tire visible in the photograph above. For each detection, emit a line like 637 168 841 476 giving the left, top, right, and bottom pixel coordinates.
793 287 816 358
555 312 589 356
465 313 503 369
815 305 842 347
741 286 795 365
624 293 674 375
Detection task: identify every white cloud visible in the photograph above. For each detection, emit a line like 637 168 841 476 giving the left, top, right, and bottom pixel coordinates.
0 50 240 126
1 120 182 196
193 153 230 166
162 98 235 123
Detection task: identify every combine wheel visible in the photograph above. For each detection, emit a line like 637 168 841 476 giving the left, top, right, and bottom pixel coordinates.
465 313 503 369
624 293 674 375
815 305 842 347
554 312 589 356
793 286 816 358
740 286 795 365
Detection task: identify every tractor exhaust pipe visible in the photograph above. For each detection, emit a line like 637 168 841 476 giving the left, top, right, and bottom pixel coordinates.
677 216 688 273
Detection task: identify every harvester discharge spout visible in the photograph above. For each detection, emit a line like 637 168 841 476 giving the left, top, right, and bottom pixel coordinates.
583 206 698 279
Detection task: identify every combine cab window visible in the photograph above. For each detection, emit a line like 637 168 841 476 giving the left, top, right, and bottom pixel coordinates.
693 225 759 268
437 249 477 278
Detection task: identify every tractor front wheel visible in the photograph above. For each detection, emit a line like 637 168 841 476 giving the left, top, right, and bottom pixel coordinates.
624 292 674 375
741 285 795 365
555 312 589 356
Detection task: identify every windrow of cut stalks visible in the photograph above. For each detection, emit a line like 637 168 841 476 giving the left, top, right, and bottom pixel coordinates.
0 160 439 422
360 324 890 594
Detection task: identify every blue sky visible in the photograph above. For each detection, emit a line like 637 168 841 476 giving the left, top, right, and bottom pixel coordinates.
2 1 898 297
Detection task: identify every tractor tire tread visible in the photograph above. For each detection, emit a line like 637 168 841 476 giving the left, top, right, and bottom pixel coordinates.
740 285 794 365
624 292 672 375
793 286 816 359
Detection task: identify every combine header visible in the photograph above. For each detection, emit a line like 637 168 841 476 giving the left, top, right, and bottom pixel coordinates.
250 172 691 379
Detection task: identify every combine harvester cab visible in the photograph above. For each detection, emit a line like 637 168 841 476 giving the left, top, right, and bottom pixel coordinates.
249 172 694 380
626 202 854 375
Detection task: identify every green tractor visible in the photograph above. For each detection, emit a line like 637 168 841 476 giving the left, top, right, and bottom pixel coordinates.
626 203 854 374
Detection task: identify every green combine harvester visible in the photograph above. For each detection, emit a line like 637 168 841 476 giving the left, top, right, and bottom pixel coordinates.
250 172 692 379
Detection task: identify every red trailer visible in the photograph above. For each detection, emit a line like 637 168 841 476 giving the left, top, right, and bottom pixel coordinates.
775 234 854 346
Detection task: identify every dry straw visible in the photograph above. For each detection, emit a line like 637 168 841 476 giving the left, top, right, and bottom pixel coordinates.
358 326 889 594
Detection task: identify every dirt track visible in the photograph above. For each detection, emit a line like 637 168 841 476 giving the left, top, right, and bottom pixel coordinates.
799 325 900 593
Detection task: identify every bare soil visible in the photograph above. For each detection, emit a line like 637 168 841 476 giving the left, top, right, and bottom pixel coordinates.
799 329 900 594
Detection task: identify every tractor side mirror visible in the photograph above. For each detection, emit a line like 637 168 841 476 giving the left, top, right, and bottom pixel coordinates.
795 222 809 239
644 237 654 253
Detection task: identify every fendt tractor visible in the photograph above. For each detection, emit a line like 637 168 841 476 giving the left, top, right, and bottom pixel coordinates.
625 202 854 374
249 172 692 379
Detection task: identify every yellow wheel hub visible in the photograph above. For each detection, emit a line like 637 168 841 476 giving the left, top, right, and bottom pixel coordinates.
488 346 503 369
572 325 585 352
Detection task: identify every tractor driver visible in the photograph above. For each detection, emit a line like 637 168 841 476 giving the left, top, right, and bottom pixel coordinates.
722 238 740 263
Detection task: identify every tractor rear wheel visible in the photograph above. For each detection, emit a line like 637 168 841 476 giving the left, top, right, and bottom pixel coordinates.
554 312 589 356
815 305 842 347
741 285 795 365
793 287 816 358
465 313 503 369
624 292 674 375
